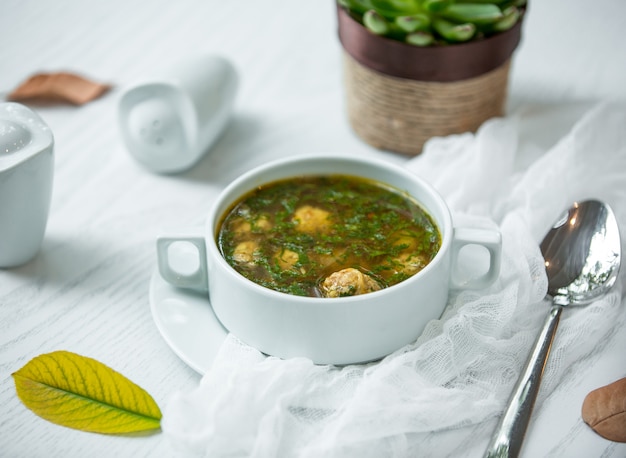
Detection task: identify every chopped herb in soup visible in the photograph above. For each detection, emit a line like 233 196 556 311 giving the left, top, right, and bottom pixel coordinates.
217 175 441 298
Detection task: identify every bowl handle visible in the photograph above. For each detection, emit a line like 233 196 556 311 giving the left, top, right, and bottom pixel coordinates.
450 227 502 290
156 233 208 292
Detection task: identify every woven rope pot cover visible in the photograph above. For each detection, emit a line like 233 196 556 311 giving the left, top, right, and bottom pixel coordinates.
337 5 525 156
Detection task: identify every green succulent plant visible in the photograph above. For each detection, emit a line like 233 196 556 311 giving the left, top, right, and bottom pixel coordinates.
338 0 526 46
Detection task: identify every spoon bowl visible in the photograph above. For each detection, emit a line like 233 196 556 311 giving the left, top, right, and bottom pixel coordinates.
485 200 621 457
542 200 621 305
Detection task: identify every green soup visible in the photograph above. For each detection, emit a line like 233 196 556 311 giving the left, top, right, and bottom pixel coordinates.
217 175 441 297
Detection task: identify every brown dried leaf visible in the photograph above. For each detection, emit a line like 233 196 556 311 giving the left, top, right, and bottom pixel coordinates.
581 376 626 443
8 72 112 106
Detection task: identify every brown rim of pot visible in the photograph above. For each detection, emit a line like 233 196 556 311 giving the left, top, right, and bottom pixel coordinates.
337 4 525 82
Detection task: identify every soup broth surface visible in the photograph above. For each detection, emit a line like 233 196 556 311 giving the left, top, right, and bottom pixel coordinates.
217 175 441 297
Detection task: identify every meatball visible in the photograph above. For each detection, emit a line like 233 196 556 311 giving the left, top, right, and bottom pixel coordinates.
233 215 272 233
293 205 332 233
276 249 301 271
320 268 382 298
232 240 260 266
394 252 429 275
392 235 429 275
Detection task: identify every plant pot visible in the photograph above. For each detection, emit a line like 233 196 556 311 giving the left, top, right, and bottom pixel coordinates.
337 5 525 155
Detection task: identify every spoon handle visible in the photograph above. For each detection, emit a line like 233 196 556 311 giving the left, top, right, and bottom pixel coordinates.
484 304 563 458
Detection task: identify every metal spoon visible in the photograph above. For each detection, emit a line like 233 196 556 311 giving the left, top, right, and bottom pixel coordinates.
485 200 622 458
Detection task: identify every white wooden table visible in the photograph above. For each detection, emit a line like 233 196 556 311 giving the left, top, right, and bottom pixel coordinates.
2 1 626 456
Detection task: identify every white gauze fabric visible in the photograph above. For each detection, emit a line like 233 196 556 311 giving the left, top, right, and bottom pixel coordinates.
162 102 626 457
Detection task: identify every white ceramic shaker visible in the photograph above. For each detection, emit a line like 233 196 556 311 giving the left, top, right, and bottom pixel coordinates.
0 102 54 267
118 55 238 174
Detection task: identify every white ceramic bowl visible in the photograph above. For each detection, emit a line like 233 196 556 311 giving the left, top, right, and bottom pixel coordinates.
157 154 501 365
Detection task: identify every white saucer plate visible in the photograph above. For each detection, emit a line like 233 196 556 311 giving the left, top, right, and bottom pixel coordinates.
149 269 227 375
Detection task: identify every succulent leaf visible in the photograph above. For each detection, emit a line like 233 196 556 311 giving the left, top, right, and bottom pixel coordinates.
441 4 503 25
423 0 450 13
363 10 390 35
395 14 430 32
360 0 419 18
433 18 476 42
492 6 520 31
406 31 435 46
341 0 374 15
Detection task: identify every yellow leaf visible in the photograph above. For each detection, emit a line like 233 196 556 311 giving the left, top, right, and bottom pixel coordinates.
12 350 162 434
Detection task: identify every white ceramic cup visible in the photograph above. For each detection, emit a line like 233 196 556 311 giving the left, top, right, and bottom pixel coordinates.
157 154 501 365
